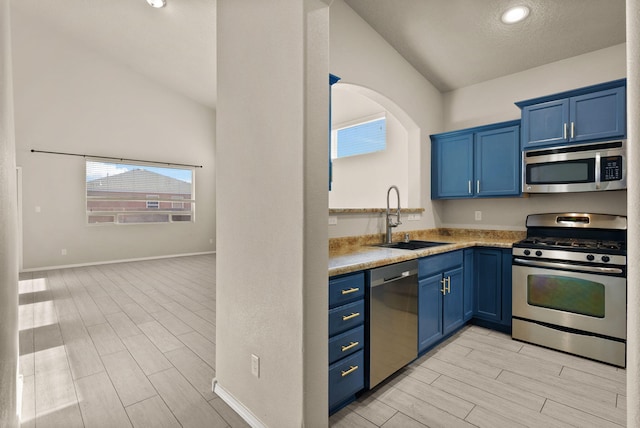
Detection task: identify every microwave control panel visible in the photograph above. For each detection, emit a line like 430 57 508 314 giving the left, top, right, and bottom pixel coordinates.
601 156 623 181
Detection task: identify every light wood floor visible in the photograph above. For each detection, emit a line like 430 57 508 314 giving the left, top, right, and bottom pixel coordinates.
330 325 627 428
18 254 248 428
19 254 626 427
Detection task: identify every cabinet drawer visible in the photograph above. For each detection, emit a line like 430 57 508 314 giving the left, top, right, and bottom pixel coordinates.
419 250 463 278
329 272 365 308
328 325 364 365
329 350 364 410
329 300 365 336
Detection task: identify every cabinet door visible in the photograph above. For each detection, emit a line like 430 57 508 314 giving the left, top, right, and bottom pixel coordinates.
570 87 626 143
474 125 521 197
432 133 473 199
473 249 502 322
442 266 464 336
501 249 513 328
418 273 443 352
463 249 474 322
521 99 569 149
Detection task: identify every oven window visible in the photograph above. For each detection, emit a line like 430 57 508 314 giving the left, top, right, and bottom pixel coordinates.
527 159 594 184
527 274 605 318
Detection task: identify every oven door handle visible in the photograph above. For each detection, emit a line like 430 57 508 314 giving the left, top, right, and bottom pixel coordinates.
513 258 623 275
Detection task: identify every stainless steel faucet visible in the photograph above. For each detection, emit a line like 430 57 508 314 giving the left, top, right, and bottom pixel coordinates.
385 185 401 243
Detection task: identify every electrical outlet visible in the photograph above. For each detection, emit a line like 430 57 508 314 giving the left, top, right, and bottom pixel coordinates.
251 354 260 378
475 211 482 221
35 206 41 213
61 249 67 256
328 216 338 225
407 214 421 221
209 238 213 244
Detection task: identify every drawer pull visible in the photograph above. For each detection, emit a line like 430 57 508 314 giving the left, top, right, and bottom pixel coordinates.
342 312 360 321
341 287 360 295
341 365 359 377
341 341 360 352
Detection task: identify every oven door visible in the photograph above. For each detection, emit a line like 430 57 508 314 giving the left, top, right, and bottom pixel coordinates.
512 259 626 340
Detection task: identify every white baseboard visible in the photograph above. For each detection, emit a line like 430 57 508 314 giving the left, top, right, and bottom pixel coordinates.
212 378 266 428
19 251 216 273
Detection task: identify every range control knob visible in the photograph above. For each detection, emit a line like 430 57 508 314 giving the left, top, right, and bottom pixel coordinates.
602 255 611 263
535 250 542 257
586 254 595 261
523 249 531 256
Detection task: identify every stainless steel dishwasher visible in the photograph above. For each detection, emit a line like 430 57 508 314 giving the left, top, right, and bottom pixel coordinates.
368 260 418 388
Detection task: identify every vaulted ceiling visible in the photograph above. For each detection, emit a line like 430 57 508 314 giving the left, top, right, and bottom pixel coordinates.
10 0 626 108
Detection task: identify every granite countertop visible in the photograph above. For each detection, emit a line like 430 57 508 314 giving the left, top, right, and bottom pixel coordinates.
329 228 525 277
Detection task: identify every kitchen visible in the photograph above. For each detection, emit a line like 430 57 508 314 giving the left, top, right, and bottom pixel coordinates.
1 1 638 427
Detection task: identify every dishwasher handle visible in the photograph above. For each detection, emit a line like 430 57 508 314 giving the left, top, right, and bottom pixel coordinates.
370 267 418 287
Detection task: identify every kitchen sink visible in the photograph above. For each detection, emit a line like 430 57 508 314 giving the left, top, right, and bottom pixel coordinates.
377 240 451 250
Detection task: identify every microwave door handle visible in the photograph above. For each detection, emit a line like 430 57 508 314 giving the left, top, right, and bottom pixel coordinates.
595 152 601 189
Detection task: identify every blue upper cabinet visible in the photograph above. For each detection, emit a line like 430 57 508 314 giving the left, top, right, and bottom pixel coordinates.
520 99 569 148
431 133 473 198
474 125 520 197
329 74 341 190
517 79 626 150
570 87 626 142
431 120 520 200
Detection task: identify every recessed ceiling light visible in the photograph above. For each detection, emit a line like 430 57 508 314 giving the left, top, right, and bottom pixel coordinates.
147 0 166 8
501 6 530 24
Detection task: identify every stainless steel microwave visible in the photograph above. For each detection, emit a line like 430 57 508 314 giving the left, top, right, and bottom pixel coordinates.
523 140 626 193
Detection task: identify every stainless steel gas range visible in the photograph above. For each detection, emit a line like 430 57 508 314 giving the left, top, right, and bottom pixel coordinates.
511 213 627 367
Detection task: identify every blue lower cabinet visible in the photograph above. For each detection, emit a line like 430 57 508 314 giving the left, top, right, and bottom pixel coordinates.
463 249 474 321
473 248 512 331
328 325 364 365
418 273 443 351
328 350 364 412
329 272 366 414
418 251 465 354
329 300 365 336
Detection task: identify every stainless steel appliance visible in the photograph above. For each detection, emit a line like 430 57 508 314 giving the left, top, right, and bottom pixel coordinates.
368 260 418 388
512 213 627 367
523 140 626 193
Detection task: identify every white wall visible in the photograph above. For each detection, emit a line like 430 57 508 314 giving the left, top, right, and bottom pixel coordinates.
215 1 328 426
625 0 639 423
11 9 216 270
437 44 627 230
330 84 409 208
329 0 443 237
0 0 19 426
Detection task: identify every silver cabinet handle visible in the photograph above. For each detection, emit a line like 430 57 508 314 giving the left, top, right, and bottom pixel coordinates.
476 180 480 194
571 122 575 139
563 123 568 139
595 152 601 189
468 180 471 194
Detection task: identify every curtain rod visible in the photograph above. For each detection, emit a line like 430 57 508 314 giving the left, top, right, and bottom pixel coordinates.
30 149 203 169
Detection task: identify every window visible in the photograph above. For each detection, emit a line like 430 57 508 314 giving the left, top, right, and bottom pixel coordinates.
86 160 195 224
171 196 185 209
332 113 386 159
146 195 159 209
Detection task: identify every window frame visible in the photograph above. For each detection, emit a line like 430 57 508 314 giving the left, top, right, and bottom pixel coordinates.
331 112 387 159
85 158 196 225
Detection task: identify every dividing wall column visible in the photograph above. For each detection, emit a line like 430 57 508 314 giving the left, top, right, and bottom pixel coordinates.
0 0 20 426
626 1 640 426
215 0 330 426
